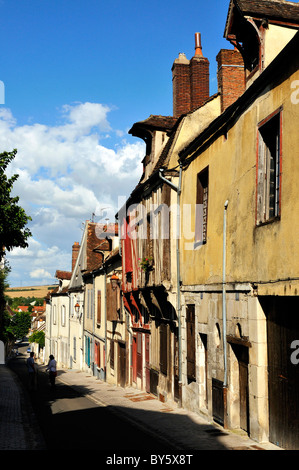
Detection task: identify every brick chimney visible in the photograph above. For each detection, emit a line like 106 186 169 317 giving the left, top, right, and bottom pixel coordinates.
72 242 80 271
216 48 245 113
172 33 210 118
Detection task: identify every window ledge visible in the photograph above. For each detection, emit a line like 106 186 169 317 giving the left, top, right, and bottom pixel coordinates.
256 216 280 228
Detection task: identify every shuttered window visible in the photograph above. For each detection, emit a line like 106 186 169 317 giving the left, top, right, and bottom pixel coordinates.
97 290 101 324
257 109 282 224
106 283 120 321
195 167 209 246
186 305 196 383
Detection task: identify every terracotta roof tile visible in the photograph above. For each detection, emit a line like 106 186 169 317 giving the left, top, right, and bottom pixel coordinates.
55 270 72 280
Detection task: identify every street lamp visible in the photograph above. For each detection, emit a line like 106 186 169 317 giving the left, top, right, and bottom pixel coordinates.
74 302 80 314
110 273 120 290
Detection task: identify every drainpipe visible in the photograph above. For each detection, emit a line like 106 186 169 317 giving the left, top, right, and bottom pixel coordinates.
222 200 229 428
158 163 183 404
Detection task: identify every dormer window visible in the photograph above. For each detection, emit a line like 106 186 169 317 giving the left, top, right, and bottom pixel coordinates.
239 22 260 73
227 15 261 78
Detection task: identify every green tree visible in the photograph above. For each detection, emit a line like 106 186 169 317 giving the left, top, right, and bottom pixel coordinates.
0 149 32 260
0 149 32 344
29 331 45 349
7 311 31 340
0 261 11 341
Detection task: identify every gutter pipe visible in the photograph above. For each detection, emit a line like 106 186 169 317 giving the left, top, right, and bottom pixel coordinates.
222 200 229 427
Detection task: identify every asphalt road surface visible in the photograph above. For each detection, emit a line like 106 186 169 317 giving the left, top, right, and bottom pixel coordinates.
8 341 173 451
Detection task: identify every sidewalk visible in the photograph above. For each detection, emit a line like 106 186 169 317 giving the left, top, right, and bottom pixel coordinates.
56 367 280 451
0 363 281 451
0 365 45 450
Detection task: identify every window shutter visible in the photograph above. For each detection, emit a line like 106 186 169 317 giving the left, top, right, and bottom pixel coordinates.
106 283 119 321
97 290 101 324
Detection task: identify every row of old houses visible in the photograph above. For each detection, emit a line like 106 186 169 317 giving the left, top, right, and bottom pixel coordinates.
45 0 299 450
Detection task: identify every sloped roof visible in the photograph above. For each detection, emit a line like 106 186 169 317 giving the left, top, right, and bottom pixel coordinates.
50 285 69 296
129 115 177 140
236 0 299 21
225 0 299 37
55 270 72 280
180 30 299 161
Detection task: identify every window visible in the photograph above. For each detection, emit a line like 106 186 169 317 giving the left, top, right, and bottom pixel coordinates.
53 305 56 325
257 110 282 224
61 305 66 327
73 337 76 361
97 290 101 324
195 167 209 246
86 287 94 319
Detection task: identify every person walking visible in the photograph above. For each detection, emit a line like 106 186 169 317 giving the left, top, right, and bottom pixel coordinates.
46 354 57 389
26 351 36 390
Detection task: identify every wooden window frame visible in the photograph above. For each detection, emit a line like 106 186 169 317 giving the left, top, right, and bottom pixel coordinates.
195 166 209 248
256 108 282 225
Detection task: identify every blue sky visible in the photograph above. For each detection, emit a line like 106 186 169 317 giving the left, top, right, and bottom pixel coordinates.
1 0 231 287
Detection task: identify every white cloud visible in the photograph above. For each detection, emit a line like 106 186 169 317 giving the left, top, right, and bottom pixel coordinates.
30 268 52 279
3 102 145 286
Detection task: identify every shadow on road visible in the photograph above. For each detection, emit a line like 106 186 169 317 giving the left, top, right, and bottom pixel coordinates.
8 347 230 451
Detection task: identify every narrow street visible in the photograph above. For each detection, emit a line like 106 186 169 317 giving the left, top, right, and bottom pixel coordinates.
8 342 173 451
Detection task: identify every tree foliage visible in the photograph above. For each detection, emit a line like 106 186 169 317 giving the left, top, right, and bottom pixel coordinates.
0 261 11 342
0 149 32 260
6 311 32 340
29 330 45 349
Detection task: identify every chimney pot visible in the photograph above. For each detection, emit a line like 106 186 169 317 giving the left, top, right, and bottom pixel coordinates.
194 32 203 56
172 33 209 117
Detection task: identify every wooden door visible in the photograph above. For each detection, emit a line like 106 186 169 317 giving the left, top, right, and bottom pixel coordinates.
264 297 299 449
186 305 196 383
200 333 208 407
118 342 126 388
237 346 249 433
231 343 249 433
173 330 180 402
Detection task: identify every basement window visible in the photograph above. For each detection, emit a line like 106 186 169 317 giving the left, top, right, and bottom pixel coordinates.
256 109 282 225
